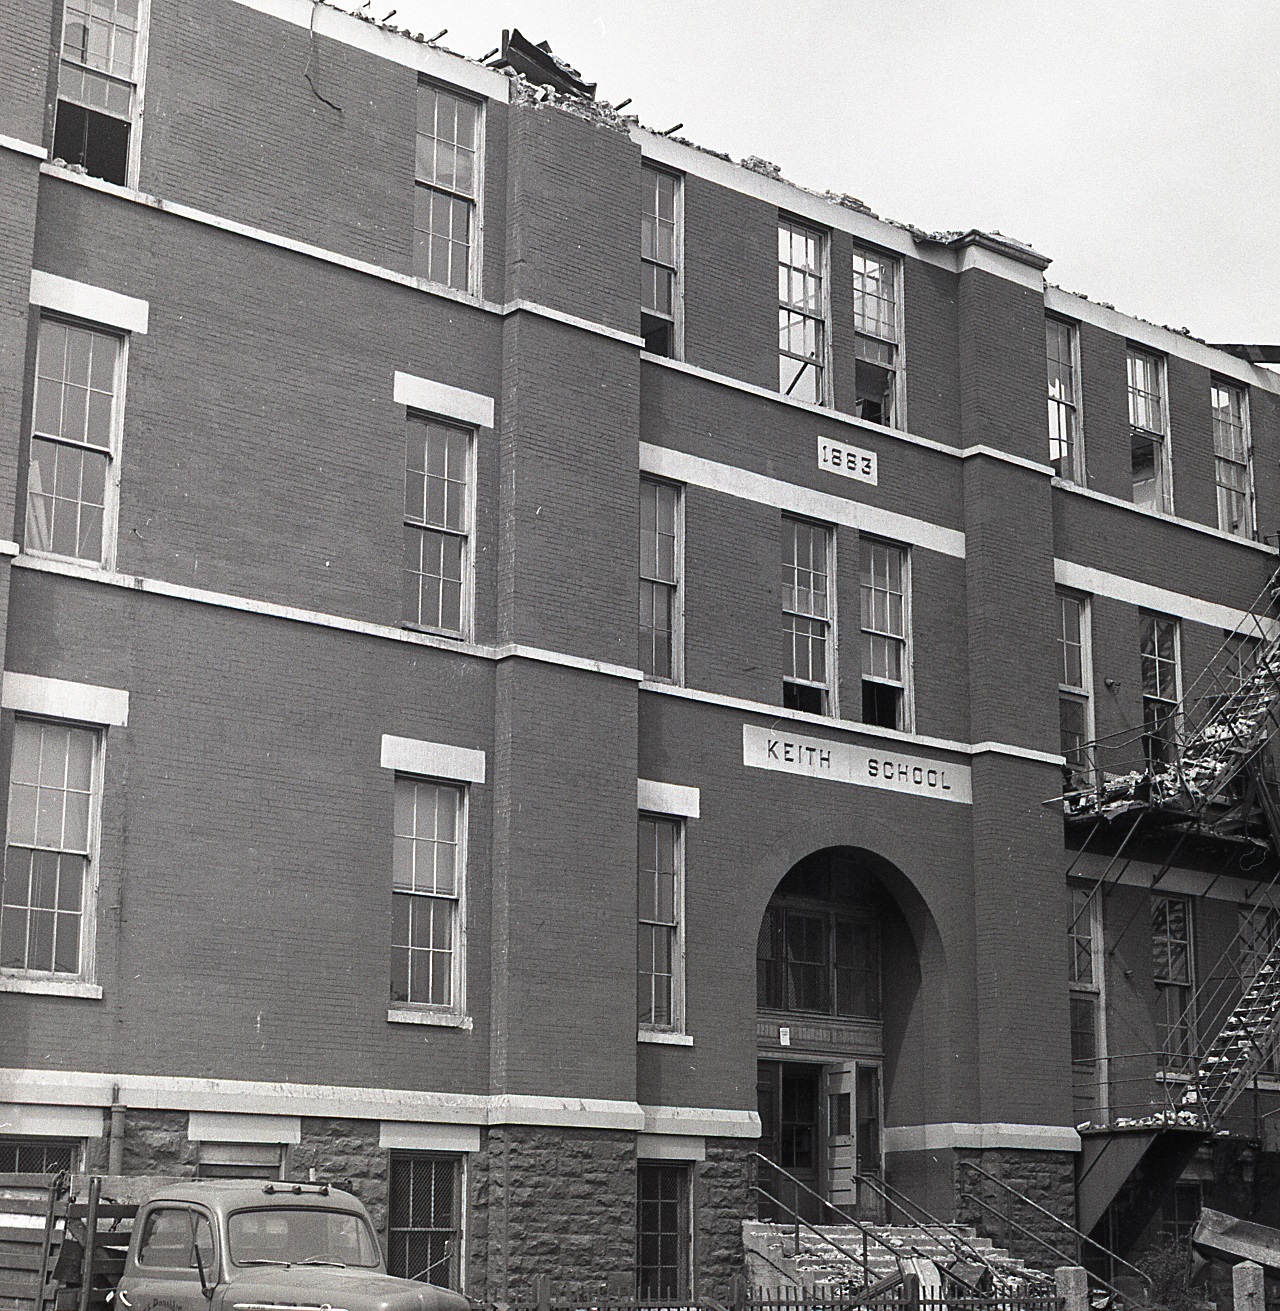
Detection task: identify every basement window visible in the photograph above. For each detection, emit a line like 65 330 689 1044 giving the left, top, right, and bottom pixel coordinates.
52 0 147 187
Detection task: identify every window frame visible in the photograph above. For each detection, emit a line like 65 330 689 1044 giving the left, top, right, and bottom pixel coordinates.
1152 893 1195 1074
1126 345 1172 513
859 536 912 733
1068 883 1108 1117
413 78 486 297
401 411 477 641
386 1149 466 1292
638 476 684 684
1211 377 1255 539
25 313 129 571
1 715 106 989
636 1161 692 1301
1057 589 1094 789
640 164 684 361
781 515 837 717
851 244 904 430
390 774 469 1019
637 811 686 1036
1046 315 1084 483
757 899 882 1022
52 0 152 190
777 216 831 406
1139 610 1181 771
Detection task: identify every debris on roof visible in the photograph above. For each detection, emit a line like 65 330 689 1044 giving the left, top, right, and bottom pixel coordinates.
492 28 597 100
742 156 783 179
825 192 877 217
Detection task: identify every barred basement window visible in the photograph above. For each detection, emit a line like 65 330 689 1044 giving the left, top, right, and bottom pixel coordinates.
403 416 472 637
782 517 833 715
414 83 481 293
0 1137 79 1173
641 166 682 358
391 778 465 1011
1212 379 1253 537
388 1152 463 1289
852 247 902 427
778 219 827 404
1 719 101 980
53 0 148 186
637 814 684 1031
860 538 909 730
639 478 681 681
636 1163 689 1300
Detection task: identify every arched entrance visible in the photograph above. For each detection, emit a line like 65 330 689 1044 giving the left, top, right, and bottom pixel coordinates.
755 847 924 1221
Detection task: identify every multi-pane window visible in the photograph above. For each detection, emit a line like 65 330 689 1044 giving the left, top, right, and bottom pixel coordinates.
782 518 832 715
53 0 145 186
388 1152 463 1289
1 720 99 978
0 1138 79 1173
852 248 901 427
636 1163 689 1300
414 83 481 293
26 318 122 565
1238 904 1280 1076
1069 885 1104 1115
637 814 683 1031
1140 612 1180 770
757 903 880 1019
641 167 681 358
860 539 908 731
1046 317 1082 481
639 479 681 681
1128 347 1169 511
778 220 827 404
1058 591 1092 790
1212 379 1253 537
1153 896 1194 1072
403 416 471 636
391 778 464 1010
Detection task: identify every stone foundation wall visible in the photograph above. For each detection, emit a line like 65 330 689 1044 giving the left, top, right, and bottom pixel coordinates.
289 1118 388 1237
696 1139 752 1300
953 1148 1077 1270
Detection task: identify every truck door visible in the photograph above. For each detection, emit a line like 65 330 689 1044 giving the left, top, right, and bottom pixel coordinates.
121 1205 218 1311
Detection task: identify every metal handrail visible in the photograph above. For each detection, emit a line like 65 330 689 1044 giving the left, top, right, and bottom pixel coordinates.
851 1172 1032 1292
959 1159 1152 1292
753 1180 885 1285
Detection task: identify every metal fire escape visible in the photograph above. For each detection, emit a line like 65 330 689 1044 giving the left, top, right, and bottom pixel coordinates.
1055 569 1280 1254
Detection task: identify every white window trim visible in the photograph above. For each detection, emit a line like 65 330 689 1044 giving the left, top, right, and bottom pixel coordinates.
1046 314 1084 484
1212 377 1256 540
1068 881 1109 1120
638 811 687 1040
637 779 699 819
778 215 832 407
379 1121 479 1152
639 476 684 686
393 371 493 429
860 536 913 734
1057 590 1095 776
1140 609 1183 755
782 515 839 717
1 673 129 726
1128 345 1173 515
380 734 484 783
29 273 149 335
641 163 684 362
852 243 906 432
415 78 485 299
187 1112 300 1144
1 716 107 996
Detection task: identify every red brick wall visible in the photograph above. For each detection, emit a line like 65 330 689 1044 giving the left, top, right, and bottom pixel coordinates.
0 0 54 149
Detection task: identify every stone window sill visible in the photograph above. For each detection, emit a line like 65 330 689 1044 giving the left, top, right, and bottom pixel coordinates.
0 974 103 999
639 1029 693 1047
388 1006 473 1029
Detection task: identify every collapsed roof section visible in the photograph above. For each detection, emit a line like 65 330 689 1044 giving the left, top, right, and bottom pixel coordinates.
492 28 597 100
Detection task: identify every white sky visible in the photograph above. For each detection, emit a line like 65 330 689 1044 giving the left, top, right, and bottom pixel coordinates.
367 0 1280 344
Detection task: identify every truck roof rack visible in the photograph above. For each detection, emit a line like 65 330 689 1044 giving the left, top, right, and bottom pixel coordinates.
261 1183 330 1196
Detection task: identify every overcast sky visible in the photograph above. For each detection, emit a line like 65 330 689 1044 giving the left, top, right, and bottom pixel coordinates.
370 0 1279 345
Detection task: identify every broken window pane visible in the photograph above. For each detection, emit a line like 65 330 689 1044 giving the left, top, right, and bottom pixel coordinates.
1046 317 1080 479
853 248 901 427
778 220 826 403
1212 379 1252 536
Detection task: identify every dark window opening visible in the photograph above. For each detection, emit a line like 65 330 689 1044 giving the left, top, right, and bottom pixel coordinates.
642 314 674 357
854 359 895 426
388 1152 462 1289
0 1136 78 1173
862 680 901 729
636 1163 688 1300
758 902 879 1019
53 100 129 186
196 1143 283 1180
783 680 825 714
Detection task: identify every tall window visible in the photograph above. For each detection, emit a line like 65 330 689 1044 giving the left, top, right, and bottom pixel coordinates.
388 1152 463 1289
391 778 465 1011
1 720 100 978
639 479 681 681
403 416 472 637
860 539 908 731
1153 896 1194 1072
1212 379 1253 537
636 1164 689 1300
1238 904 1280 1076
778 219 827 404
641 167 681 358
415 83 481 293
1069 885 1104 1115
637 814 683 1032
852 248 901 427
782 517 833 715
53 0 146 186
26 318 123 566
1128 347 1169 511
1046 317 1082 481
1140 612 1180 769
1058 591 1092 790
757 904 879 1019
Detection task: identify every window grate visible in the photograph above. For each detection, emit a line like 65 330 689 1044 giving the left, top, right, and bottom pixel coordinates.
388 1153 461 1289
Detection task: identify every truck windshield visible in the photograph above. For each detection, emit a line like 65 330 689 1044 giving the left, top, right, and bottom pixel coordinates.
227 1208 381 1268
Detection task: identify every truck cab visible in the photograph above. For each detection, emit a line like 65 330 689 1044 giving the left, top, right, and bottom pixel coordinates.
117 1182 469 1311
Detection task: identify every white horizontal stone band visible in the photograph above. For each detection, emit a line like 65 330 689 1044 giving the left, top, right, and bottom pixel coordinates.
1054 560 1278 638
187 1112 300 1144
380 734 485 783
0 1068 758 1138
884 1121 1082 1152
638 778 700 818
638 1133 706 1161
393 370 494 428
2 671 129 726
30 270 149 334
380 1121 481 1152
641 443 966 559
0 134 46 160
0 1103 104 1138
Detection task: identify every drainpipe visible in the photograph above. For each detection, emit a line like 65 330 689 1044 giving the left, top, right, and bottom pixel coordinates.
107 1086 125 1175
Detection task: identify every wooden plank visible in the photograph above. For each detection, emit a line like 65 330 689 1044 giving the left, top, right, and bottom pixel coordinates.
0 1277 41 1300
66 1208 134 1223
0 1251 43 1271
0 1229 50 1247
0 1204 50 1219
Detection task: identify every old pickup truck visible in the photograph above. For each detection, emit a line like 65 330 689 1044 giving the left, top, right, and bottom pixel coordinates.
2 1176 470 1311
